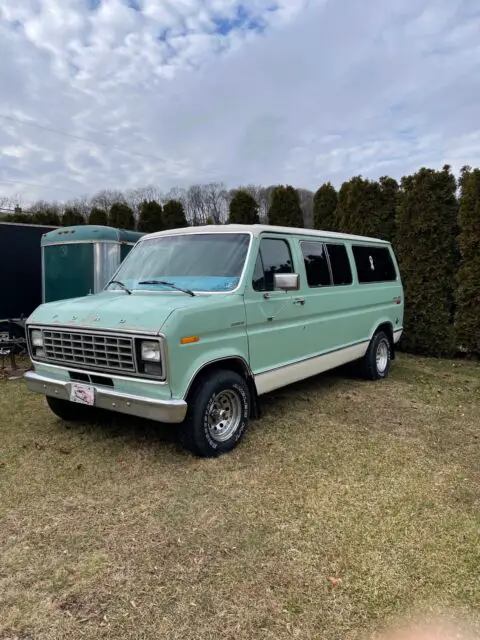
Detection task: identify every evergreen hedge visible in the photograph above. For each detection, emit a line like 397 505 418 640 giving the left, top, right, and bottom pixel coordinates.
88 207 108 225
229 190 260 225
138 200 164 233
163 199 188 229
268 185 304 227
108 202 135 230
455 167 480 354
313 182 337 231
395 166 458 356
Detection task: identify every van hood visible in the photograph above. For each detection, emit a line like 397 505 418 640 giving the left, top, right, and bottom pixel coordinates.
27 291 206 334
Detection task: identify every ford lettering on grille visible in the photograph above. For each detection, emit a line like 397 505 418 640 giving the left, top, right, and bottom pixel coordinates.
42 330 135 373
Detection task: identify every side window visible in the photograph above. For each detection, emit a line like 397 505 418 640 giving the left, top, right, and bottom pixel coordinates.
252 238 293 292
352 245 397 283
301 241 331 287
326 244 352 285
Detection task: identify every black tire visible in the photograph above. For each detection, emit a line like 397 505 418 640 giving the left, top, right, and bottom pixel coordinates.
360 331 392 380
46 396 98 423
180 369 251 457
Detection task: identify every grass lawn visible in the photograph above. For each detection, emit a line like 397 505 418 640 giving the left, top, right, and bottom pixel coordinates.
0 354 479 639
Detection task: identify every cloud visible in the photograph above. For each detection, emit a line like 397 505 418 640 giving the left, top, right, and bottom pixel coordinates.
1 0 480 203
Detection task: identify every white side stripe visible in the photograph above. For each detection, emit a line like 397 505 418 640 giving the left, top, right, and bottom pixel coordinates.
255 341 370 396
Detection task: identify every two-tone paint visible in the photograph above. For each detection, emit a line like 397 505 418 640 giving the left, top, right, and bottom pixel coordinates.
24 224 404 423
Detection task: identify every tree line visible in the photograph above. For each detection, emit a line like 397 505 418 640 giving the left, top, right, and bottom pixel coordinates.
1 166 478 357
231 168 478 359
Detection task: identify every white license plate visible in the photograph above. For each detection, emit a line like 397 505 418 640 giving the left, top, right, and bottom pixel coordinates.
70 383 95 406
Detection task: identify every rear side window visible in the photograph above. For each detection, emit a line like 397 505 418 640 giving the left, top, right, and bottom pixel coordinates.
326 244 352 285
352 245 397 283
253 238 293 291
301 241 331 287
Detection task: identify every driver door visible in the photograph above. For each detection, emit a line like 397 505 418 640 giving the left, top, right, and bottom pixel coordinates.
244 236 305 393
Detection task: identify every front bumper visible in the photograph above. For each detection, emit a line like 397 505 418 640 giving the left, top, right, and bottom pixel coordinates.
24 371 188 424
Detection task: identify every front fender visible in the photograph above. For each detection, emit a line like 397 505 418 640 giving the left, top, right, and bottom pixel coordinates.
168 341 251 399
181 348 252 399
162 296 250 398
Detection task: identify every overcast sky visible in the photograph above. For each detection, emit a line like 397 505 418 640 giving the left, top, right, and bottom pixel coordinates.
1 0 479 204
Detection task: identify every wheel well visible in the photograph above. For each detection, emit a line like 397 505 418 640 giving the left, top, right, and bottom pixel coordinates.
374 322 395 359
186 358 261 419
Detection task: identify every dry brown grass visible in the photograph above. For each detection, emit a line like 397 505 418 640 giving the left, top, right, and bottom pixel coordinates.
0 354 479 640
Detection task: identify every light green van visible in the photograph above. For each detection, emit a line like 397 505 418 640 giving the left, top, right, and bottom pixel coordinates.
24 224 404 457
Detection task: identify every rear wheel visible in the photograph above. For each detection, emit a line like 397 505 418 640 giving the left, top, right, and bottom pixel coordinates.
180 369 251 457
360 330 392 380
46 396 98 423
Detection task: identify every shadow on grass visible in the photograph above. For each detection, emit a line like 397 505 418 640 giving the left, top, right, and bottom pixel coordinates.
63 408 181 450
56 363 360 454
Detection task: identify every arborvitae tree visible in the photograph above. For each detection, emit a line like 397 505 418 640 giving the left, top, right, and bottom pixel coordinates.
137 200 164 233
334 176 396 240
62 207 85 226
88 207 108 225
268 185 304 227
229 190 260 224
313 182 337 231
335 176 375 236
376 176 399 242
455 166 480 355
334 181 350 231
108 202 135 229
395 165 458 356
361 180 383 238
163 199 188 229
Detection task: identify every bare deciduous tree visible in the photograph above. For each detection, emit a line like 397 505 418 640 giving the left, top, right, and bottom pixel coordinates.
90 189 126 212
164 186 188 208
125 186 164 217
228 185 273 224
185 184 208 225
203 182 228 224
0 193 23 213
27 200 62 215
297 188 314 228
63 195 90 221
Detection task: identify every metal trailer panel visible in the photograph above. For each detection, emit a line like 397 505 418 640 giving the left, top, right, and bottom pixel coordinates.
41 225 144 302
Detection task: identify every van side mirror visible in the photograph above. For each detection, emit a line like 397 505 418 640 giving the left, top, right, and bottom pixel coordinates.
274 273 300 291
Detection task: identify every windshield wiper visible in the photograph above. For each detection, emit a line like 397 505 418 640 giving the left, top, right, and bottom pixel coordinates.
138 280 195 297
108 280 132 295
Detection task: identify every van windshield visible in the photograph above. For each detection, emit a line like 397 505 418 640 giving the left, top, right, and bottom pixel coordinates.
106 232 251 293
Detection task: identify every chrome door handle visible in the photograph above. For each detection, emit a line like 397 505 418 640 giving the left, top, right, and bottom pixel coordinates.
293 298 305 305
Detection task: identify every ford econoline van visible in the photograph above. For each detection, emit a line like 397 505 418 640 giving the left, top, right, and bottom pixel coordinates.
24 224 404 457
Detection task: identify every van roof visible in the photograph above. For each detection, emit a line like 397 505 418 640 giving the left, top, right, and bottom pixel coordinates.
143 223 390 245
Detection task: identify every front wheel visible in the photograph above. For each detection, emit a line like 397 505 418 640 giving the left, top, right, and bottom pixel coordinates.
180 369 251 457
360 331 392 380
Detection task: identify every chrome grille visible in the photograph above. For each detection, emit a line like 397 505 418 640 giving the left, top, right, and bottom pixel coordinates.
42 330 135 373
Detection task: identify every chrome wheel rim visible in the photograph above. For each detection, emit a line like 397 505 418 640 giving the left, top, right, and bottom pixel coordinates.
376 340 389 373
207 389 242 443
